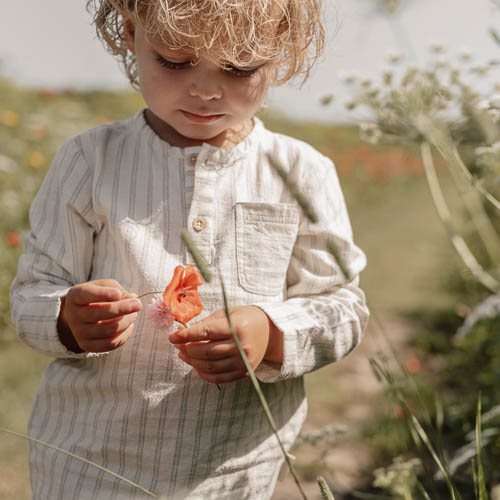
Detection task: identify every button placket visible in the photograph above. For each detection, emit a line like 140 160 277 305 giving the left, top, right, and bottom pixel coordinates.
185 165 217 265
188 153 198 167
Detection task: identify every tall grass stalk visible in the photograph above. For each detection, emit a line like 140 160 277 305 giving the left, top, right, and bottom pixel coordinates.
267 156 319 224
182 232 307 498
415 481 432 500
415 116 500 267
410 415 462 500
0 427 158 498
181 230 212 283
475 396 488 500
219 276 308 500
370 313 434 426
415 115 500 212
317 476 335 499
420 141 500 292
369 356 462 499
268 156 353 281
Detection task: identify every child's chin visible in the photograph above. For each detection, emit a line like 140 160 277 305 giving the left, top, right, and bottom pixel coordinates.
179 126 226 142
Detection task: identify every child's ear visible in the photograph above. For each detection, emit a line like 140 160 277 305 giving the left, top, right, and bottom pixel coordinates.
124 21 136 54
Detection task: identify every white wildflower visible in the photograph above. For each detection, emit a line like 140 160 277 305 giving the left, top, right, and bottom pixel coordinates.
360 123 383 144
386 51 405 65
338 70 358 85
487 108 500 123
471 65 490 76
433 56 448 69
1 190 20 210
476 99 492 111
373 456 422 497
475 142 500 156
0 154 18 173
455 294 500 339
489 94 500 108
430 43 445 54
458 48 472 62
382 70 393 86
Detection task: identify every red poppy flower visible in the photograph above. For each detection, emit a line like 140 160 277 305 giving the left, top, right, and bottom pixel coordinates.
162 265 204 325
5 231 21 248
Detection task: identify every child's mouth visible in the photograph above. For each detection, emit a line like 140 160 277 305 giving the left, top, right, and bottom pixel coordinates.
181 110 225 124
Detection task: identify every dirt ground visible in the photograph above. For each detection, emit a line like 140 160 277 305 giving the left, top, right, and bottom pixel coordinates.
272 313 419 499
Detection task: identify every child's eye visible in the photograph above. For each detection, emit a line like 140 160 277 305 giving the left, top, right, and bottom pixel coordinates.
225 64 264 78
156 55 193 70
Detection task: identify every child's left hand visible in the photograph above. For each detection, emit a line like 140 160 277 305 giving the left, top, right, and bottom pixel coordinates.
169 306 283 384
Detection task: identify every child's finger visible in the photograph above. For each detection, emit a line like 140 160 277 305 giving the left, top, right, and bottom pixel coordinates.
179 339 238 360
75 298 142 323
77 326 133 352
82 312 139 340
169 318 232 344
69 284 123 305
178 351 243 374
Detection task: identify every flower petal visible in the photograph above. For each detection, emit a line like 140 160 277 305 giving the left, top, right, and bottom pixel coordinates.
147 296 175 330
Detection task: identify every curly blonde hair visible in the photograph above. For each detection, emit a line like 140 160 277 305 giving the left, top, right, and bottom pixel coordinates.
87 0 325 88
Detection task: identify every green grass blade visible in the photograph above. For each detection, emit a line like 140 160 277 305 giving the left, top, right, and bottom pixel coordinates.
267 156 318 224
317 476 335 499
219 277 308 500
181 229 212 283
415 480 432 500
267 156 353 282
0 427 158 497
410 415 462 500
475 395 488 500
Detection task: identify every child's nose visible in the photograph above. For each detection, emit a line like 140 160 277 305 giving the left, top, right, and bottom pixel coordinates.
188 80 223 101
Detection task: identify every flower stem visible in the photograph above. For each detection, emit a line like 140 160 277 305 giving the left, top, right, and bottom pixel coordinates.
136 291 163 299
420 141 500 292
219 274 308 500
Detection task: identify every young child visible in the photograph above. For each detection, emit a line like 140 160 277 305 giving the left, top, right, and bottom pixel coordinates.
10 1 369 498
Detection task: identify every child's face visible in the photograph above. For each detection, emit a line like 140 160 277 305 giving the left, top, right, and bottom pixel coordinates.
125 25 271 148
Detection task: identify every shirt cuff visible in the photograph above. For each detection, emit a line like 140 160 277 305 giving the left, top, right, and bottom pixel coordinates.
251 301 314 383
14 287 108 359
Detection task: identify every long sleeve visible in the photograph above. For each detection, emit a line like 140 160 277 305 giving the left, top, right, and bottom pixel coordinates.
254 155 369 382
10 137 100 358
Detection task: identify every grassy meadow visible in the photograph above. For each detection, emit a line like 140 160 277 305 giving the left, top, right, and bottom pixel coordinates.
0 79 475 499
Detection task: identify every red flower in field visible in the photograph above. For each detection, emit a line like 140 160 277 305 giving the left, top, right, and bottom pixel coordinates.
405 355 422 375
5 231 21 248
162 265 204 325
38 89 55 100
394 405 409 421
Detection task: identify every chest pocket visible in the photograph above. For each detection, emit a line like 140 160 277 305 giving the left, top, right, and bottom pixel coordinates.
235 203 300 296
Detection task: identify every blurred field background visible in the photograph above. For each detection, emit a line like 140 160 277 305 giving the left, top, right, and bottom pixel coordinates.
0 75 470 499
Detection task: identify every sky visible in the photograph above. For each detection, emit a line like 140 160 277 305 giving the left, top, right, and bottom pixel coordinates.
1 0 499 122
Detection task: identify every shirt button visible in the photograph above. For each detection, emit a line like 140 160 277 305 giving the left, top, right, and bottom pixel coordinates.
192 217 207 232
188 154 198 167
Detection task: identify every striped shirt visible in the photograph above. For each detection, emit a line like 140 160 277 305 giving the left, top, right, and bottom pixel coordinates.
10 110 369 500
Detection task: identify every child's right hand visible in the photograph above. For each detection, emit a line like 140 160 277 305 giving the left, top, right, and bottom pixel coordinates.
57 279 142 353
